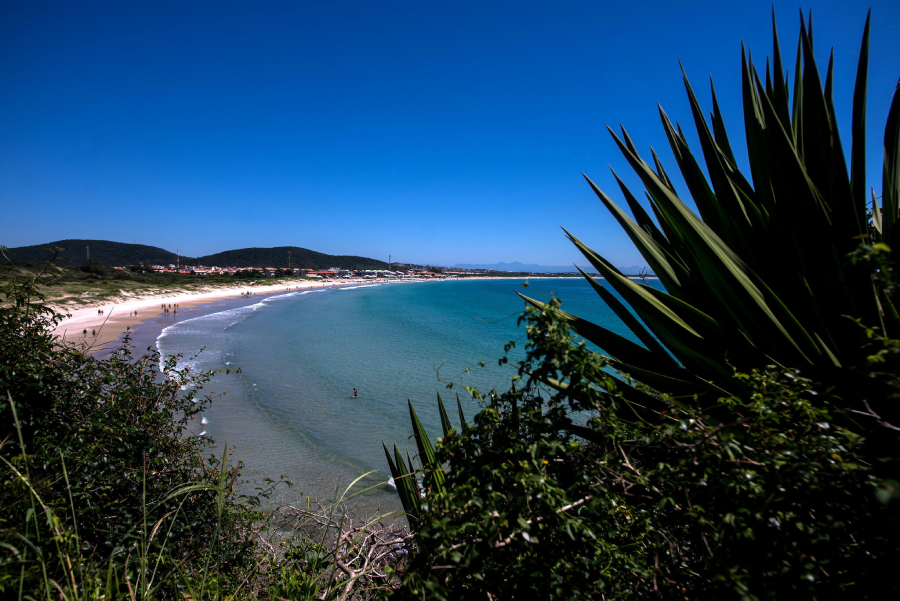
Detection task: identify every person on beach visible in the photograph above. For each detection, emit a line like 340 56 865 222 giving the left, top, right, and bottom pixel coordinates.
92 329 96 336
83 329 87 337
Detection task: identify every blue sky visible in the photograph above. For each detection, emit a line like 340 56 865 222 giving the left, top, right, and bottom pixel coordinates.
1 1 898 267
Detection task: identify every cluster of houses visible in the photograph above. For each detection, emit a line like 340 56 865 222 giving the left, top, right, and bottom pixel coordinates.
117 265 447 280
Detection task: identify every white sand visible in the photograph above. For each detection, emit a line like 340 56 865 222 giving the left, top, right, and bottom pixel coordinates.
50 274 636 353
51 278 364 351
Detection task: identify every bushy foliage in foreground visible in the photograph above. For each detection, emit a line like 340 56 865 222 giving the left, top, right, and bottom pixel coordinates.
0 264 265 597
0 260 409 599
395 296 900 600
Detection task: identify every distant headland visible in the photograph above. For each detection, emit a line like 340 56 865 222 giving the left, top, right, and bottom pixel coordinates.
4 239 653 276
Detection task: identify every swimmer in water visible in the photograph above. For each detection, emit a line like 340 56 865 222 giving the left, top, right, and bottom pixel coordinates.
353 388 358 398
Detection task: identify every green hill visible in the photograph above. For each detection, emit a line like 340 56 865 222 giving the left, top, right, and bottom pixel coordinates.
3 239 186 267
3 240 389 271
196 246 388 270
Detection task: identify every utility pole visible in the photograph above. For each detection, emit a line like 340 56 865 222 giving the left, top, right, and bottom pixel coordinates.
86 245 89 261
177 249 179 269
389 254 391 272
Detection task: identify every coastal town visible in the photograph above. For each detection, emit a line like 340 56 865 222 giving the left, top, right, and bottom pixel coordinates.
114 263 592 278
121 264 450 279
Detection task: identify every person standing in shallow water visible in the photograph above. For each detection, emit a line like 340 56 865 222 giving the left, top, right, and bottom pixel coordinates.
353 388 358 398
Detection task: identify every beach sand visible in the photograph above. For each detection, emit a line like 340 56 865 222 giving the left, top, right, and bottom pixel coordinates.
50 274 647 355
51 278 361 353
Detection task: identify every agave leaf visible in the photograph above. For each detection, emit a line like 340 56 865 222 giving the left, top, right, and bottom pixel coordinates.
872 188 883 236
750 66 877 334
710 79 739 168
455 393 468 435
882 79 900 246
610 168 672 252
850 11 871 212
607 125 829 365
565 232 751 381
574 265 680 360
742 45 778 216
388 443 420 517
565 230 701 338
408 400 445 494
518 291 676 372
650 147 676 193
681 65 766 240
791 36 804 150
436 392 453 438
584 173 683 291
710 80 756 200
523 289 718 396
822 52 859 244
771 8 792 127
797 11 842 217
658 107 729 237
383 442 400 481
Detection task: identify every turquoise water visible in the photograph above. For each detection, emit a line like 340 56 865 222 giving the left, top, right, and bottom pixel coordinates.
156 277 664 513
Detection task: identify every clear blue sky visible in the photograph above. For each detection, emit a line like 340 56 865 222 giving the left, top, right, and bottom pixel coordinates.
1 1 898 267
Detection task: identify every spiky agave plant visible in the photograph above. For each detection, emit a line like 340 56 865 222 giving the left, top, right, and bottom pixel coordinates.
520 10 900 425
383 393 466 522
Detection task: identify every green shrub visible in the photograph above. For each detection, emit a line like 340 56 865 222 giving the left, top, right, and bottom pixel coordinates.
0 254 410 599
395 297 900 599
0 259 265 597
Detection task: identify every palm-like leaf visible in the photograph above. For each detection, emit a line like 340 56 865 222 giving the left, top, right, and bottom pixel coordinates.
560 11 899 418
384 393 465 521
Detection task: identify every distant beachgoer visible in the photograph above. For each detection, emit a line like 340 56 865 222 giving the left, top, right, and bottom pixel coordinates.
83 329 87 337
92 329 96 336
98 309 101 315
353 388 358 398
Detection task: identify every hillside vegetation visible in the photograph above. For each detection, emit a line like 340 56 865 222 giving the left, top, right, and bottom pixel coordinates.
197 246 388 270
6 239 185 267
5 240 390 271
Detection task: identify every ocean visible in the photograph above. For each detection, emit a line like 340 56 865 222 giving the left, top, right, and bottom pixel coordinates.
155 277 664 514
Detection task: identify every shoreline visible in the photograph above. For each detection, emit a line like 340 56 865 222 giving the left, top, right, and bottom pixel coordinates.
52 278 364 353
50 274 658 355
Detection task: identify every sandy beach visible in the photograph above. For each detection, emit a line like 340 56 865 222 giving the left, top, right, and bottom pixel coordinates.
50 274 649 354
51 278 369 353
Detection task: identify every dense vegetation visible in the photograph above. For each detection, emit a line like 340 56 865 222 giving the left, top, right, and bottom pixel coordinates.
0 258 410 599
5 240 391 271
6 239 187 267
394 296 899 599
386 11 900 599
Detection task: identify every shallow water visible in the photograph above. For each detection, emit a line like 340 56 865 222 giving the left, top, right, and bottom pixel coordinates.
156 278 664 513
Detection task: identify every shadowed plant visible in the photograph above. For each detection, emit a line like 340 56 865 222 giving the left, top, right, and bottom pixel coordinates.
382 393 467 522
520 10 900 431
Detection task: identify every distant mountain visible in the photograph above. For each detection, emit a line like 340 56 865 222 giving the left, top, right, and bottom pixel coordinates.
3 240 389 271
451 261 652 275
196 247 388 270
